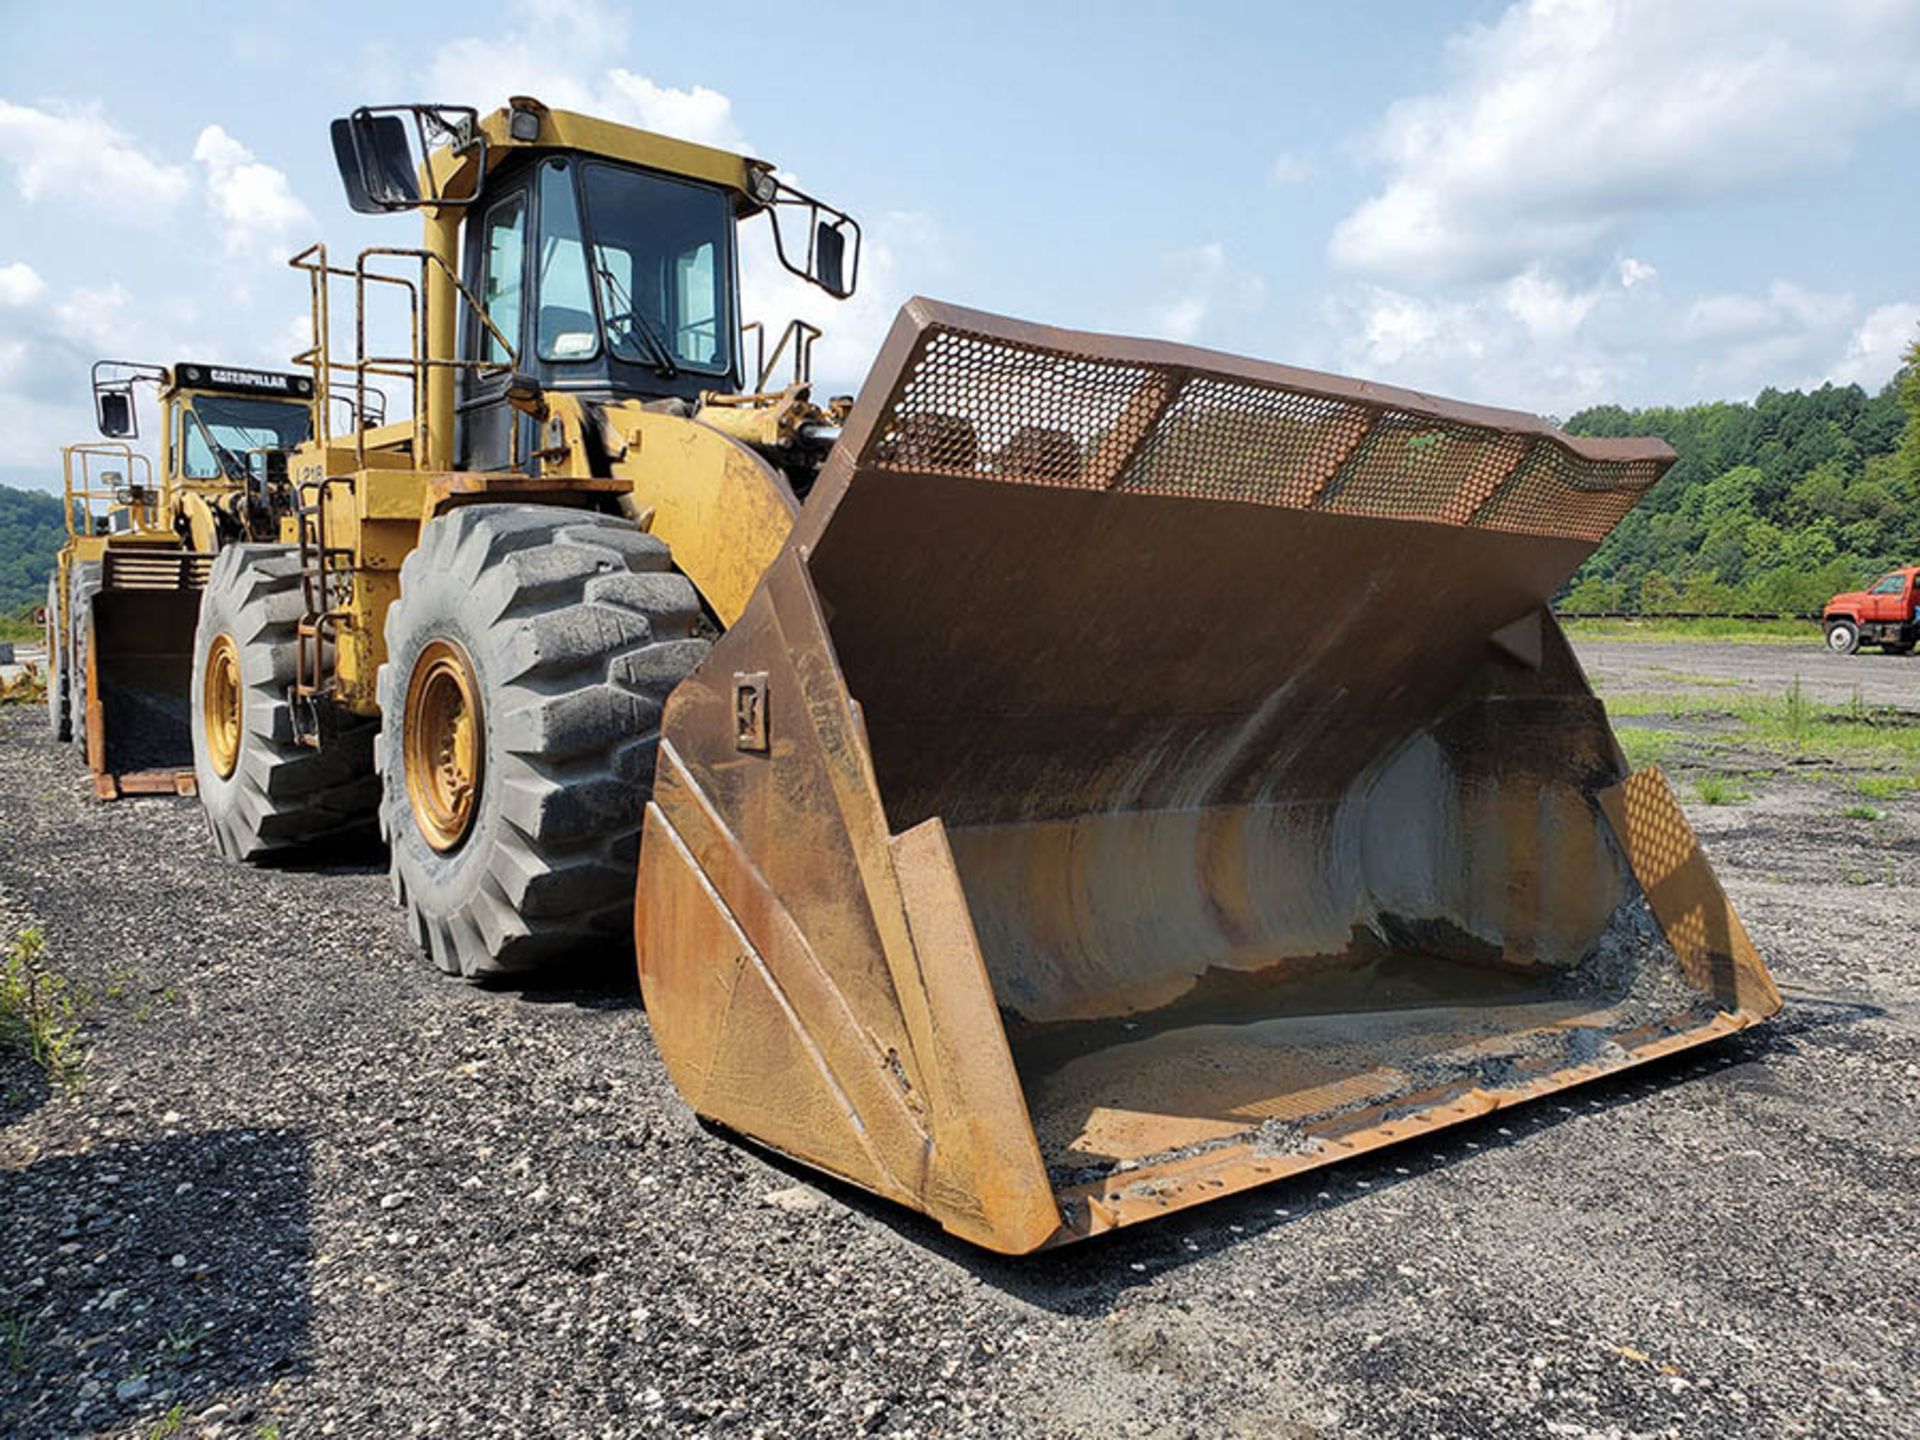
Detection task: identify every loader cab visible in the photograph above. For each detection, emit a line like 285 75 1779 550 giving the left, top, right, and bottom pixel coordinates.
92 360 316 518
454 151 743 470
326 100 860 475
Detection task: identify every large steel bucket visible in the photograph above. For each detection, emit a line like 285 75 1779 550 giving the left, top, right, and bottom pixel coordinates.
84 551 205 799
636 300 1780 1253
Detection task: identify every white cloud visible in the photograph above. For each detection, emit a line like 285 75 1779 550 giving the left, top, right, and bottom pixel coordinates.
423 1 748 151
1824 302 1920 389
1326 268 1917 417
0 262 49 308
193 125 313 260
0 99 190 218
1330 0 1920 286
1148 243 1268 344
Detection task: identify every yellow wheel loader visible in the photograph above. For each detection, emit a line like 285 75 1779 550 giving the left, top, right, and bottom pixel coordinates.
44 362 317 796
207 97 1779 1253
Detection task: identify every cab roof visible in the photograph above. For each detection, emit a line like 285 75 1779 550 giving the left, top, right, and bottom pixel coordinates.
427 98 773 216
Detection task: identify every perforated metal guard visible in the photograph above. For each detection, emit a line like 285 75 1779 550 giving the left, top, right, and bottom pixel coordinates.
856 305 1673 543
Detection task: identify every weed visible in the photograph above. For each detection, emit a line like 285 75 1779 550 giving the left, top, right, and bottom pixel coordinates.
1694 774 1752 806
148 1406 185 1438
2 1311 31 1373
0 928 86 1086
1839 805 1883 821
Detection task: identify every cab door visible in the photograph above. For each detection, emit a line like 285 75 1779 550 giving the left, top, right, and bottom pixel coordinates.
1863 572 1908 625
454 179 533 473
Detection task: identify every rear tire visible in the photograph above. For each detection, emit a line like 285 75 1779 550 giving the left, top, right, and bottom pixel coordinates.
45 573 70 742
377 505 708 981
1825 619 1860 655
67 560 101 744
191 544 379 860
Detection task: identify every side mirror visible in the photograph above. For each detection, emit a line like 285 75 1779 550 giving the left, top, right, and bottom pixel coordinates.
97 389 134 438
331 113 421 214
814 221 850 300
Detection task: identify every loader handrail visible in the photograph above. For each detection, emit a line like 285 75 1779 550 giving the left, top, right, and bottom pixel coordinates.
289 241 517 470
60 442 158 539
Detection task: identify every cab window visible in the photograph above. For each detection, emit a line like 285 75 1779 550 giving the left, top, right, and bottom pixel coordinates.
479 193 526 364
535 160 598 362
1870 573 1906 595
578 163 732 375
178 397 313 479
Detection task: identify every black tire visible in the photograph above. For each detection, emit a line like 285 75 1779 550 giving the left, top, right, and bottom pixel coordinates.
1825 619 1860 656
377 505 708 981
45 572 70 742
191 544 380 860
1884 641 1913 657
67 560 101 744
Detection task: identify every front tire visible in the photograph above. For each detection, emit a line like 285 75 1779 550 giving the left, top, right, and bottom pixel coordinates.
378 505 708 981
191 544 379 860
67 560 101 744
45 573 70 742
1825 619 1860 655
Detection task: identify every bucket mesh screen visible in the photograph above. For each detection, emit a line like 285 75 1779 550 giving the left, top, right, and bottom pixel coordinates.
862 321 1666 542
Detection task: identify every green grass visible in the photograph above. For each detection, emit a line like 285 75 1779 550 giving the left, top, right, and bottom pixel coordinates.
1854 774 1920 801
0 613 39 643
1617 728 1684 769
1600 684 1920 767
1839 804 1884 820
1693 774 1752 805
1561 616 1814 645
0 928 86 1087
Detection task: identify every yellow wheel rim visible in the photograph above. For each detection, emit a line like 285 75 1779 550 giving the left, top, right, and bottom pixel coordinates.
203 632 243 779
404 640 484 852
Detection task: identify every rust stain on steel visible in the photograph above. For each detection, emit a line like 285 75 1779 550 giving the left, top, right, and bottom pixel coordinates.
636 298 1778 1253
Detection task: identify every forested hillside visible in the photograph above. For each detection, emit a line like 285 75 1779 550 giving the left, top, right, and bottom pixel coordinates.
1562 348 1920 615
0 485 65 615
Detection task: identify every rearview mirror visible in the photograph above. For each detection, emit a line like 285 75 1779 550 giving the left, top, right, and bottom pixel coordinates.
764 182 862 300
331 112 421 214
815 221 850 300
96 390 134 438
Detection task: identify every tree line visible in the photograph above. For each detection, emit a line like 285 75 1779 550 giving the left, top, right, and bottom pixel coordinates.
1561 342 1920 615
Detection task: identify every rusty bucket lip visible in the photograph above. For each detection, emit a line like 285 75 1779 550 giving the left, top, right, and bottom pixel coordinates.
1040 1003 1769 1249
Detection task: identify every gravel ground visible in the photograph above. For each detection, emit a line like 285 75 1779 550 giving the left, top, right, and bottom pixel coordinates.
2 640 1918 1440
1576 635 1917 708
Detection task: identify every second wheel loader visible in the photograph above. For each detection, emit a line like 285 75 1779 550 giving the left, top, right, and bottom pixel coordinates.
45 361 316 797
196 97 1780 1253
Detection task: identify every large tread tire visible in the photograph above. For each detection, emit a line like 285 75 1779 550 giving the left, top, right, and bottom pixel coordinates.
46 572 70 742
191 544 380 860
67 560 101 745
378 505 708 982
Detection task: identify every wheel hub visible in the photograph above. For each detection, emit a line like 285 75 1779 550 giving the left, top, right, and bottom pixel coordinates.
404 640 485 852
203 632 243 779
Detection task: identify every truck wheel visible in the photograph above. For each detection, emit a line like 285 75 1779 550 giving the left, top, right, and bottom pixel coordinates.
1824 619 1860 655
377 505 708 981
67 560 102 744
192 544 379 860
1884 641 1913 656
45 573 70 742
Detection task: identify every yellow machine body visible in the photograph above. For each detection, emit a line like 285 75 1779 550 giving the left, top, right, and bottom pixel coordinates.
277 101 1778 1253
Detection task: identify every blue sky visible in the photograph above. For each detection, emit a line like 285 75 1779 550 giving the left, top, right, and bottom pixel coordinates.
1 0 1916 493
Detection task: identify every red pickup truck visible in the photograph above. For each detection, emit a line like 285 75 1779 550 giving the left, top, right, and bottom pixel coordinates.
1823 566 1920 655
